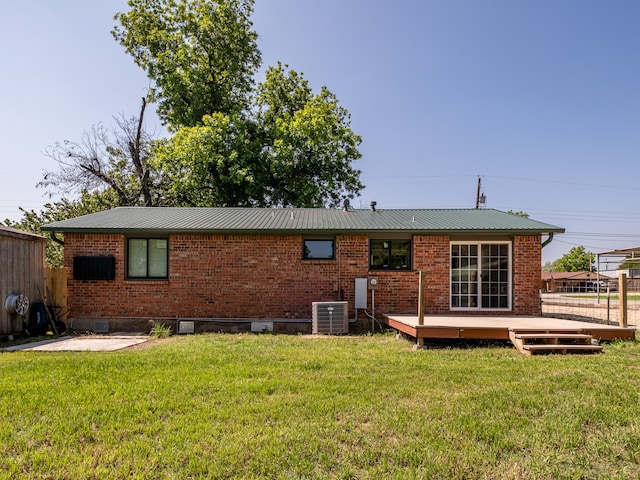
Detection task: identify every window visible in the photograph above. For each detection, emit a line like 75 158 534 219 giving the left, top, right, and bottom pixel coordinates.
370 239 411 270
127 238 168 279
303 239 335 259
451 242 511 310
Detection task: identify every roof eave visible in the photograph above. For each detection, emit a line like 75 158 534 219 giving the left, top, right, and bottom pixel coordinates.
41 226 566 235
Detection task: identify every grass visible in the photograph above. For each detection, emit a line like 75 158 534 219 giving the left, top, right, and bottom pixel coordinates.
1 334 640 479
563 293 640 301
149 322 173 338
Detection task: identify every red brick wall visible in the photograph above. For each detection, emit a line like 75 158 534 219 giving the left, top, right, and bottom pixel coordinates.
64 232 543 323
513 235 543 315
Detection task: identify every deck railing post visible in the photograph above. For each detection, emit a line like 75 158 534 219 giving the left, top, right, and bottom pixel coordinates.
418 271 425 326
618 273 628 328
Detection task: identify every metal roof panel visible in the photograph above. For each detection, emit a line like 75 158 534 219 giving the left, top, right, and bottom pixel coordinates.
42 207 565 235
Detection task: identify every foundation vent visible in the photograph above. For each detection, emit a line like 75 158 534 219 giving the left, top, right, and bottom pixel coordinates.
178 320 195 334
94 320 109 333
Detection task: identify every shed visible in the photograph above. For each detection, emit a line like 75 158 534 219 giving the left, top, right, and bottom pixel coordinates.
0 225 46 336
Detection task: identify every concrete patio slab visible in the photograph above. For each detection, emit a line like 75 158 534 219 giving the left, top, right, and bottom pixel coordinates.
2 335 148 352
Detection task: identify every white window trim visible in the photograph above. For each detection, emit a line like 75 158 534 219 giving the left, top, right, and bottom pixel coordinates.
450 241 512 311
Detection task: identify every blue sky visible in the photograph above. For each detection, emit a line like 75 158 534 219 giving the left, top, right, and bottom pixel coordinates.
1 0 638 265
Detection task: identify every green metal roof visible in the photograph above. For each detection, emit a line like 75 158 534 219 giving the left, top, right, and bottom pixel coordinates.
41 207 564 235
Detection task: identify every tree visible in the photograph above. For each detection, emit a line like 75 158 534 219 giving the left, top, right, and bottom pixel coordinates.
13 98 169 266
542 261 555 272
154 63 363 207
4 191 118 267
618 254 640 270
254 64 363 208
154 112 261 206
114 1 363 208
39 98 169 207
553 246 596 272
113 0 261 129
19 0 362 250
507 210 529 218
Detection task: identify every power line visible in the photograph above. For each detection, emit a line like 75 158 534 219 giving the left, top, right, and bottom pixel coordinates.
361 173 636 191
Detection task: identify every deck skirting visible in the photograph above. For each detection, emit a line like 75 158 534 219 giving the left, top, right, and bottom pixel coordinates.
383 314 635 342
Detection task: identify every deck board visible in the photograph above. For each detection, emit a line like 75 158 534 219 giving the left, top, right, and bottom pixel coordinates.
383 314 635 341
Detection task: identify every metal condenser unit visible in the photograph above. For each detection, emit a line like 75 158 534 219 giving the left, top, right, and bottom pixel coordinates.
312 301 348 334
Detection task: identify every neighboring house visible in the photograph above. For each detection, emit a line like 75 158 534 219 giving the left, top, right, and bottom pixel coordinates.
541 271 602 293
0 225 46 336
616 268 640 291
42 207 564 333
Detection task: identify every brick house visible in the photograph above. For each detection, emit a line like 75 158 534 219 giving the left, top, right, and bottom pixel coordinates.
42 207 564 333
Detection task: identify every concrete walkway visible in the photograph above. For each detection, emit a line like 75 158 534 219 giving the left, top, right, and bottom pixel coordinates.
2 335 148 352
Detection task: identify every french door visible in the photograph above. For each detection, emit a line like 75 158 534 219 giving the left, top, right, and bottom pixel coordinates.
450 242 511 310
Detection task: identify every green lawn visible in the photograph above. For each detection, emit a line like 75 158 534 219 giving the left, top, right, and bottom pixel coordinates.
559 292 640 301
564 294 640 301
1 334 640 479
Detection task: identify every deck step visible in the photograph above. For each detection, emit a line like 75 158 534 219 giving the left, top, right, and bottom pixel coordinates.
508 329 603 356
523 344 603 353
513 333 593 341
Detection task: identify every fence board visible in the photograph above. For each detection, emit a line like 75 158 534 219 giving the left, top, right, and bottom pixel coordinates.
45 267 68 323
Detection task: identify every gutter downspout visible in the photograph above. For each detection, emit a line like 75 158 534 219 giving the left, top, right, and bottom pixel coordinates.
49 231 64 245
541 232 554 249
541 233 555 295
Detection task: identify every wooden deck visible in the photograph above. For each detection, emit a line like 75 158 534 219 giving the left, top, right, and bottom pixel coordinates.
383 314 636 342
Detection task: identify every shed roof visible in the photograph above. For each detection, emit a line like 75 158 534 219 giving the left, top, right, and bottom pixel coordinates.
541 271 600 281
597 246 640 257
42 207 564 236
0 224 45 241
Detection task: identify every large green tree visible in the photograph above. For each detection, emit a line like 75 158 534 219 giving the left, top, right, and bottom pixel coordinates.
154 112 260 206
553 246 596 272
156 63 363 207
255 64 363 207
114 0 363 207
113 0 261 128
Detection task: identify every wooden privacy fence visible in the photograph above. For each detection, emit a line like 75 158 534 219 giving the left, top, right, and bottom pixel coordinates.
45 267 67 323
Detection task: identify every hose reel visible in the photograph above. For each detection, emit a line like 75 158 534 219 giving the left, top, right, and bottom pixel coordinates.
5 294 29 316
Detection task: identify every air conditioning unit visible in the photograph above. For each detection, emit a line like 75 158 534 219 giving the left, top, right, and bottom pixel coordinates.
312 301 348 334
